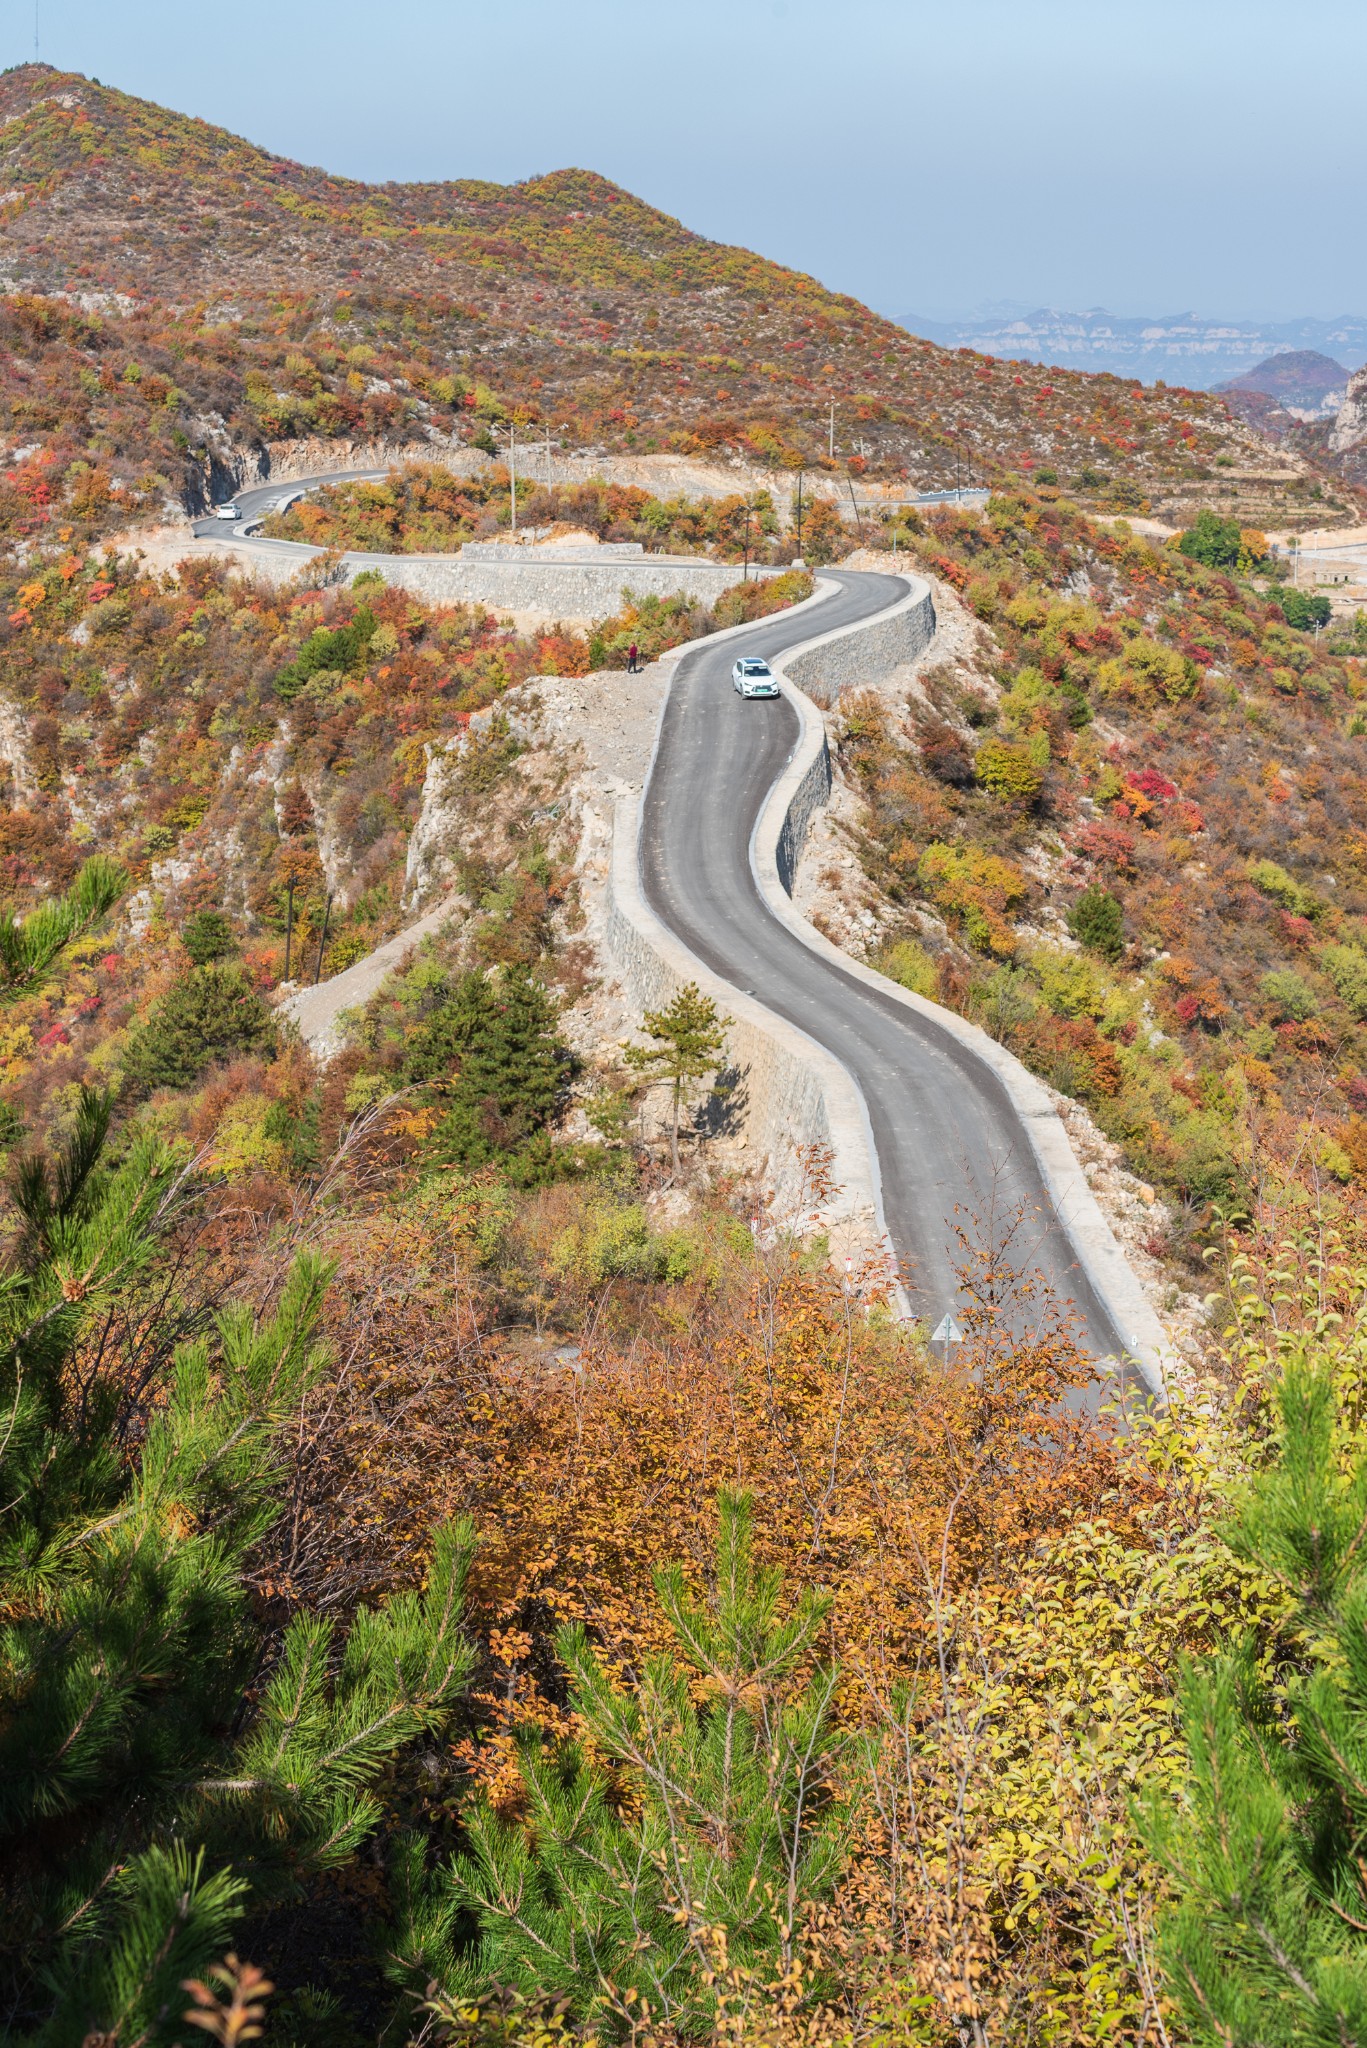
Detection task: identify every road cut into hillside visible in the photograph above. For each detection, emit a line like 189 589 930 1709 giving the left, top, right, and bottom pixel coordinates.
259 508 1169 1389
637 568 1170 1389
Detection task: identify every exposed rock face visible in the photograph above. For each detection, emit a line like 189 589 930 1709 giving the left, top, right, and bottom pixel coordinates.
1330 365 1367 454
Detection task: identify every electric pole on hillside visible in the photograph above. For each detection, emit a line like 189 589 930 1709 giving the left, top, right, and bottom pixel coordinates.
507 421 517 534
794 468 804 560
828 400 835 462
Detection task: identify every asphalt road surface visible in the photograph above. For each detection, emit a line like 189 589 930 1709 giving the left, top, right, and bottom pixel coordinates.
190 468 390 544
641 569 1127 1358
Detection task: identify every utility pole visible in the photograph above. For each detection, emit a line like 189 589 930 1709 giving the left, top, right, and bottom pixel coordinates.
794 468 804 560
828 400 835 463
845 469 864 542
312 893 333 986
508 421 517 534
282 877 295 983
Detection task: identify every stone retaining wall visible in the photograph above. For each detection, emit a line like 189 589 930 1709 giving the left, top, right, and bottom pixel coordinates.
350 550 753 618
217 538 752 621
781 574 937 702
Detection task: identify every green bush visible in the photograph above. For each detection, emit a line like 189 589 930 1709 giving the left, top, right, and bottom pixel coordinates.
1177 509 1242 569
1278 587 1332 631
1260 969 1316 1023
391 1494 855 2030
1068 883 1125 961
0 1106 476 2044
275 605 376 701
123 963 276 1093
180 908 237 965
1249 859 1320 920
1319 942 1367 1019
873 936 938 998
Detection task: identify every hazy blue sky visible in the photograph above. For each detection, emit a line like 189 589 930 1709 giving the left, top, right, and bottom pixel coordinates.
9 0 1365 321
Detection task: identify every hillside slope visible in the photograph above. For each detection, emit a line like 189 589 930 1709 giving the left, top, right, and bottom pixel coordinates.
0 64 1334 527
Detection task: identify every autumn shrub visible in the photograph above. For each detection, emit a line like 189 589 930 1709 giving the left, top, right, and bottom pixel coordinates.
710 565 813 628
549 1199 672 1287
873 936 938 997
1095 635 1198 706
919 717 977 786
975 735 1045 807
917 843 1027 956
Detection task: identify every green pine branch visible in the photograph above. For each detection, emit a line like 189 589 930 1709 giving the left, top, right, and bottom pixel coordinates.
1144 1363 1367 2045
0 855 126 1004
394 1491 857 2034
0 1109 477 2046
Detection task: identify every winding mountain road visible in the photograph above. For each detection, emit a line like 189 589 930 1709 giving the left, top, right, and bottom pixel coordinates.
210 465 1137 1363
641 570 1129 1360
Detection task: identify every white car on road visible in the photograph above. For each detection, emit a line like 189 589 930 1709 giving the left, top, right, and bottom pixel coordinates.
731 657 779 699
212 502 240 521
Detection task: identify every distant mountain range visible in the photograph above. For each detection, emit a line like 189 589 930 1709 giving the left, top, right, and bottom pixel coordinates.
888 307 1367 389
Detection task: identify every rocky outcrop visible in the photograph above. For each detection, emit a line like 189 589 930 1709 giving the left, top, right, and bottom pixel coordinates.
1330 365 1367 455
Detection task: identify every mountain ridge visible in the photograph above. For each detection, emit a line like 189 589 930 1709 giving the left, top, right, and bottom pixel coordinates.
0 61 1325 528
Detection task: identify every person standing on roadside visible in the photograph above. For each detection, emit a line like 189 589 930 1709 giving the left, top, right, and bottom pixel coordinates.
627 641 639 674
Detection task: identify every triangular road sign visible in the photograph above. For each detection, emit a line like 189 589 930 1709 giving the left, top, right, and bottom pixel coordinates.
930 1313 964 1345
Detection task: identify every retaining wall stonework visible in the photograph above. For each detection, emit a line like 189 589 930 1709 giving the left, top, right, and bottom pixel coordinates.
782 575 937 700
350 551 750 616
769 577 935 892
214 537 752 619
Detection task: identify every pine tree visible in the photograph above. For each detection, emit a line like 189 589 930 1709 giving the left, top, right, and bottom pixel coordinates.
624 981 730 1175
405 963 570 1167
392 1493 857 2036
122 959 277 1093
0 1107 477 2045
1067 881 1125 961
1144 1365 1367 2044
